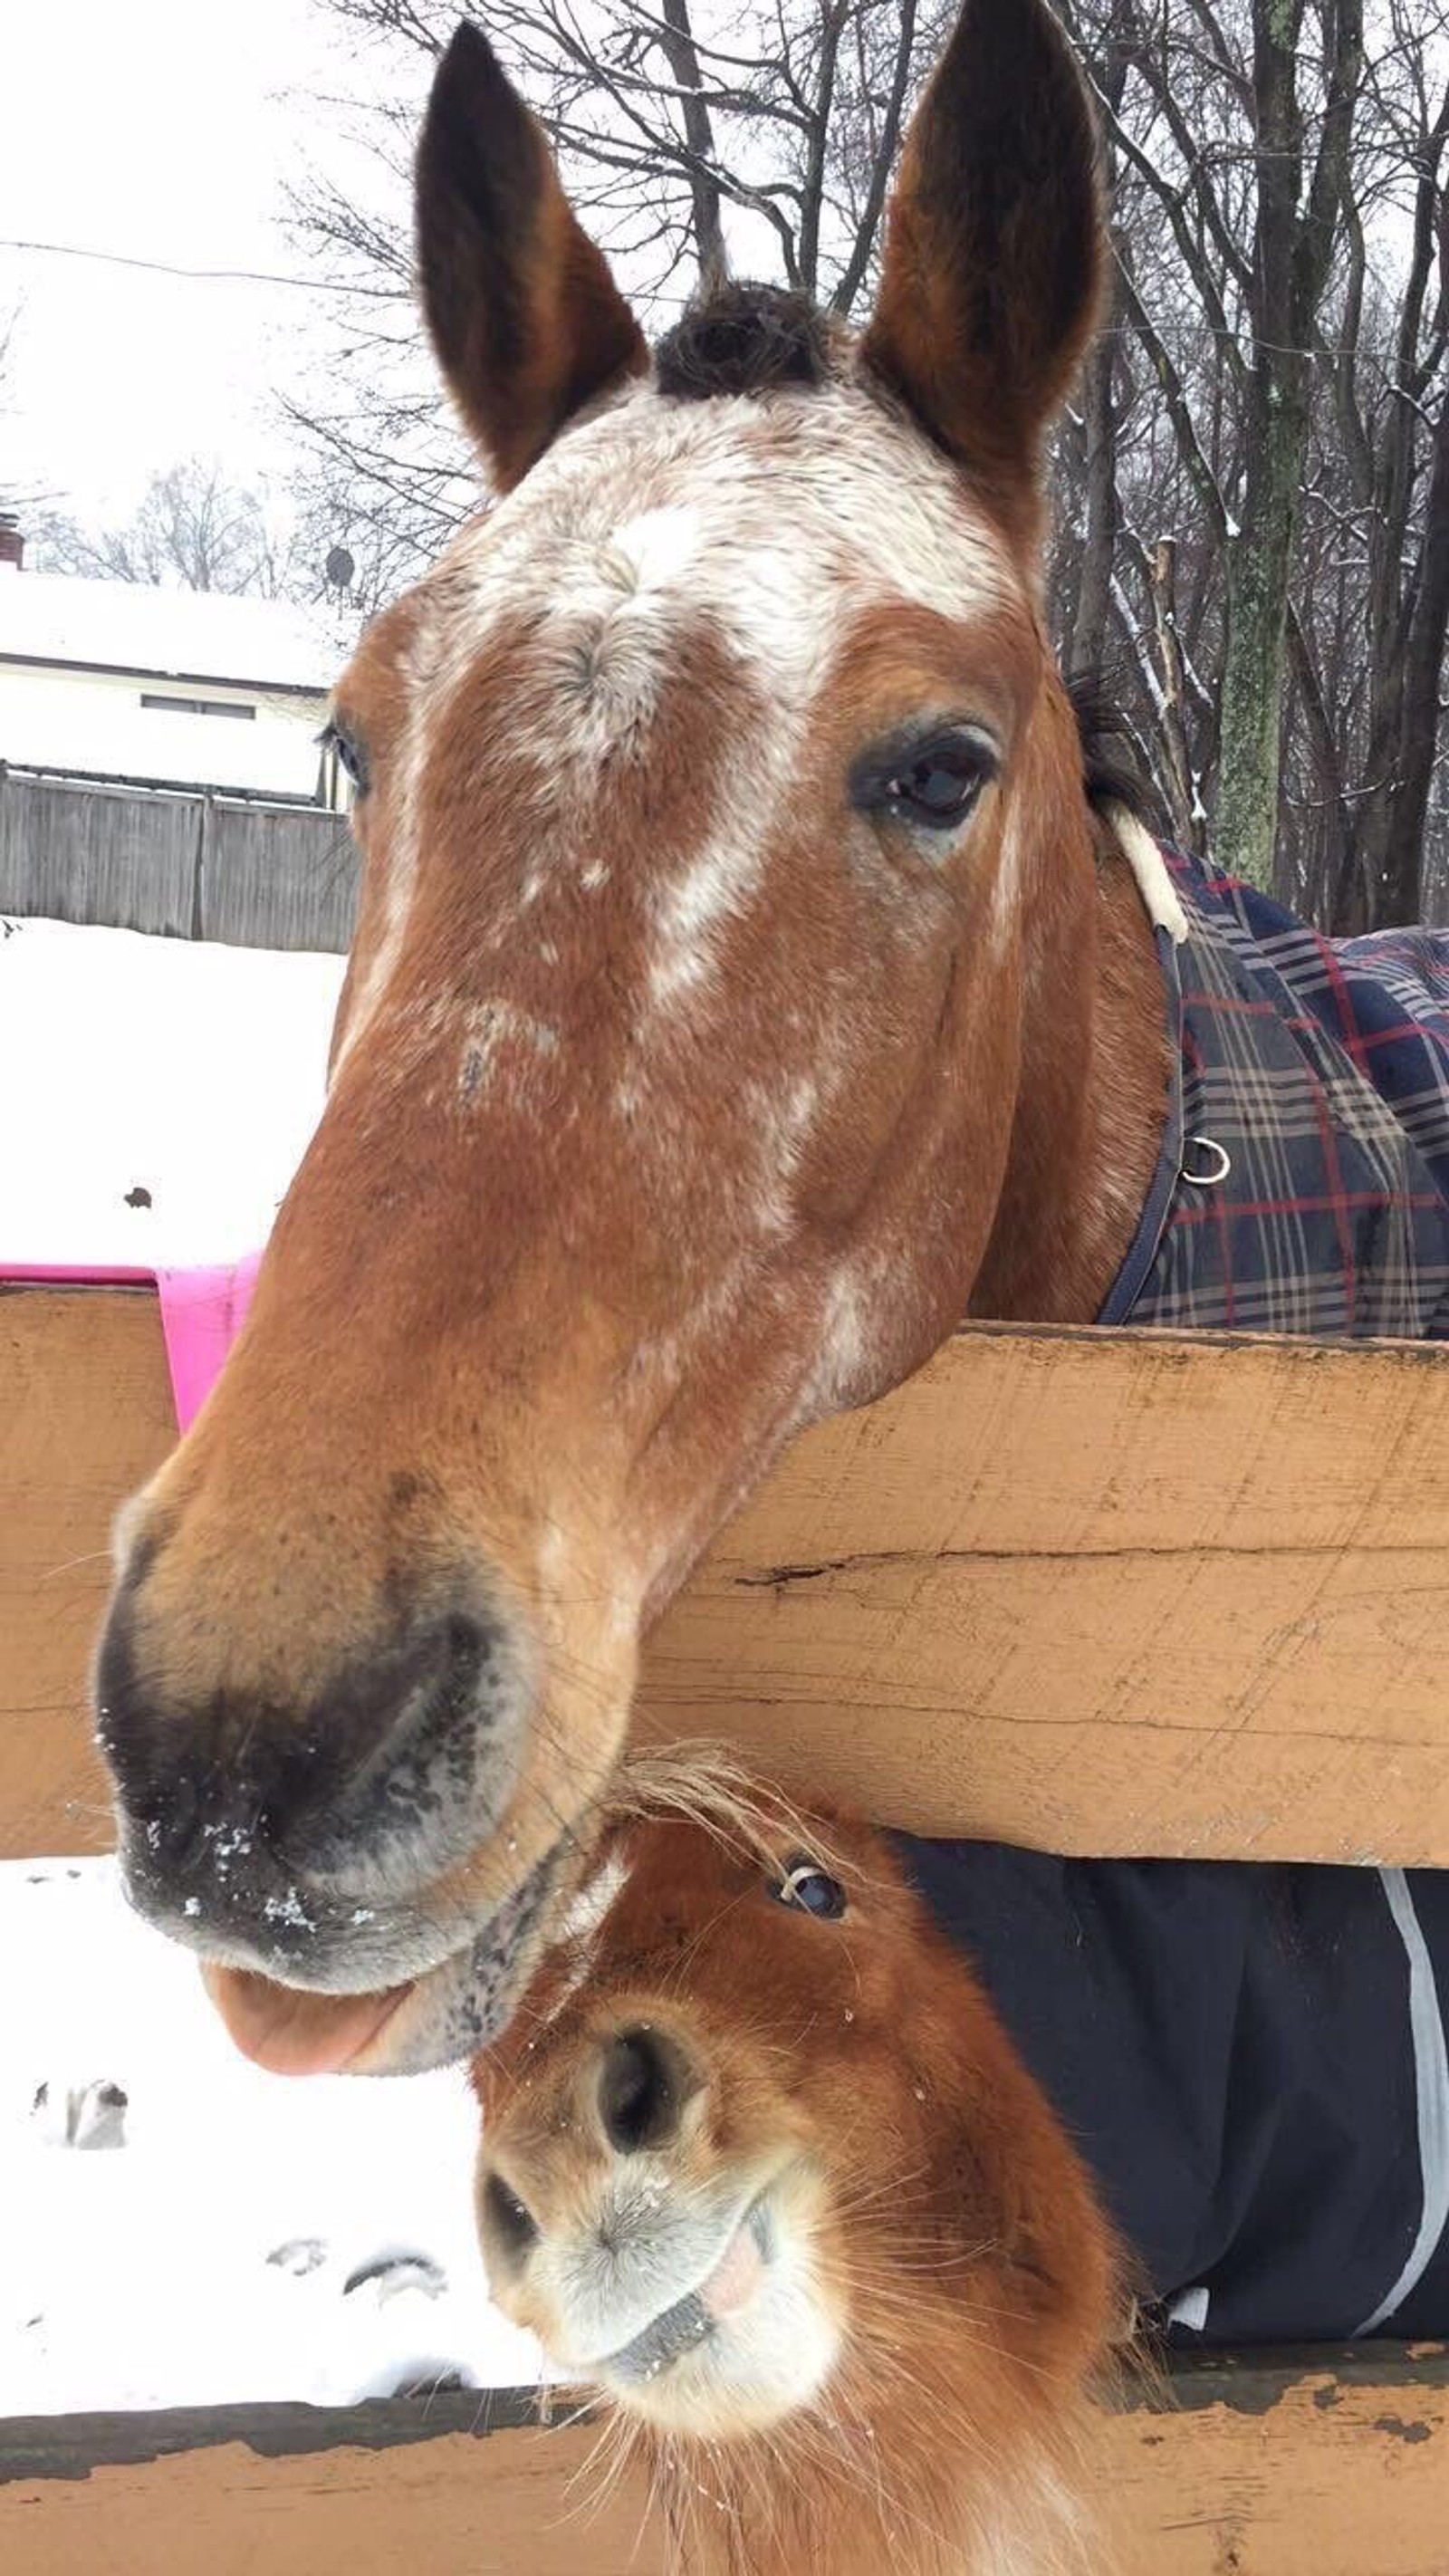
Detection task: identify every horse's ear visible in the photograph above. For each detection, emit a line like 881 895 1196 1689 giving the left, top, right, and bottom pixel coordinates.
860 0 1102 538
416 24 648 491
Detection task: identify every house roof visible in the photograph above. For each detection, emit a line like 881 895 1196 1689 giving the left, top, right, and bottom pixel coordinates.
0 566 347 695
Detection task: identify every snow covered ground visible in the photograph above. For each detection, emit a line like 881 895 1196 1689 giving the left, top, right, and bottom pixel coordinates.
0 913 342 1267
2 918 547 2414
1 1859 547 2413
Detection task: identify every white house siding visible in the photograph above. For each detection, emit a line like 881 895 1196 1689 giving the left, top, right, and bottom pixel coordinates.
0 660 331 800
0 568 353 805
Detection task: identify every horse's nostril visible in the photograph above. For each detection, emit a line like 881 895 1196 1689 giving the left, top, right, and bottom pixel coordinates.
598 2027 697 2157
98 1584 523 1892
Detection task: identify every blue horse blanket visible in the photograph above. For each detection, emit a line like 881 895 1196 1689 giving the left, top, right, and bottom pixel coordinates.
899 1840 1449 2345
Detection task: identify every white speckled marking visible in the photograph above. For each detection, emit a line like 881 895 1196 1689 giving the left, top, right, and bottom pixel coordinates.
331 369 1024 1082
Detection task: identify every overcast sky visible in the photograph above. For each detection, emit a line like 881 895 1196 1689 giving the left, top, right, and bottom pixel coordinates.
1 0 427 531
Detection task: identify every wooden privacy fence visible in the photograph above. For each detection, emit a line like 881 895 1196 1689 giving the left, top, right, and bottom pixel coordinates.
4 1283 1448 2566
0 767 359 951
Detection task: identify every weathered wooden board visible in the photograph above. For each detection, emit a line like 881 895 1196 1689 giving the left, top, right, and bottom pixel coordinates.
1 1288 173 1857
4 1285 1448 1863
3 2349 1445 2575
1108 2344 1449 2576
645 1320 1449 1862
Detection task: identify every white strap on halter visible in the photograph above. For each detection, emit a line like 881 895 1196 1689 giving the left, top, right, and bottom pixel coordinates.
1103 802 1190 947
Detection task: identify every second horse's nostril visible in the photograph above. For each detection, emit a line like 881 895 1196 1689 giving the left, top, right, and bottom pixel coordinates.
598 2028 695 2156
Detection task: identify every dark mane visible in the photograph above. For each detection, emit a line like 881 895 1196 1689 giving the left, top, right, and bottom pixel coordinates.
1065 673 1166 836
655 283 835 402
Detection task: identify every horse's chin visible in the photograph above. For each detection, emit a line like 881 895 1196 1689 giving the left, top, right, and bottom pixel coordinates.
199 1846 565 2077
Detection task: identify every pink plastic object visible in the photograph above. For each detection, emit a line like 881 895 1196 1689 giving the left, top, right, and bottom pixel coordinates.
2 1254 260 1431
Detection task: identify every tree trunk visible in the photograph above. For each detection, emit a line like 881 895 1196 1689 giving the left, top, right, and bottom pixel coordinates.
656 0 728 291
1376 383 1449 924
1215 0 1363 895
1215 380 1309 892
1068 332 1118 679
1148 538 1197 847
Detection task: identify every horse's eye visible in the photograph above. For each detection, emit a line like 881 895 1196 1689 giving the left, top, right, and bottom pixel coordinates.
854 726 996 838
320 718 369 795
772 1855 848 1920
886 743 989 828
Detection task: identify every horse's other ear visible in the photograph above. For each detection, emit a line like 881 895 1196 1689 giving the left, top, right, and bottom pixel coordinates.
860 0 1102 541
416 23 648 490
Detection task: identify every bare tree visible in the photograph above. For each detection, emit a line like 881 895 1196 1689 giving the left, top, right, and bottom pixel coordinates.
0 306 48 523
285 0 950 578
289 0 1449 926
1054 0 1447 926
34 459 300 596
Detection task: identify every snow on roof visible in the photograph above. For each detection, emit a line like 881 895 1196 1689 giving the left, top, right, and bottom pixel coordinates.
0 565 348 694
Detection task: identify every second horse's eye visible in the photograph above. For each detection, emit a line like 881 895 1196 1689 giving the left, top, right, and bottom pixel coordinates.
772 1855 848 1920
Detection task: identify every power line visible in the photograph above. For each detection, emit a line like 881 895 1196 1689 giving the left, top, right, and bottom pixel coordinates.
0 236 398 299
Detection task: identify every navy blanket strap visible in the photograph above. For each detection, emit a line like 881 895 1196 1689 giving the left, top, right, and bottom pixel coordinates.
896 1839 1449 2347
1099 848 1449 1337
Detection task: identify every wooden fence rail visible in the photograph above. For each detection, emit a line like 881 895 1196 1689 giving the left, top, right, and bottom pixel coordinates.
5 1285 1448 1864
5 2347 1445 2576
0 767 359 951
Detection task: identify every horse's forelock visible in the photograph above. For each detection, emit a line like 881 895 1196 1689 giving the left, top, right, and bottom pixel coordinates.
654 282 840 401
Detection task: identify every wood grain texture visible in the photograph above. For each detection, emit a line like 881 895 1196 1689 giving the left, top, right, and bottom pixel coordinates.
1111 2345 1449 2576
4 2350 1445 2575
5 1287 1448 1862
640 1322 1449 1861
0 1289 174 1858
0 2412 644 2576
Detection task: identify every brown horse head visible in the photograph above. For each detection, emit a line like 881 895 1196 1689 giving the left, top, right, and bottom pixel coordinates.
472 1754 1121 2575
96 0 1169 2071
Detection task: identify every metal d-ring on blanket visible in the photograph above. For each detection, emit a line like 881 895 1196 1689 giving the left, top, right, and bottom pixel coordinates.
1181 1135 1232 1187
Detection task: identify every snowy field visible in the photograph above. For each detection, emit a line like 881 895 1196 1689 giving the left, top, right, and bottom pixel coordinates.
2 1860 547 2412
2 918 546 2413
0 912 342 1267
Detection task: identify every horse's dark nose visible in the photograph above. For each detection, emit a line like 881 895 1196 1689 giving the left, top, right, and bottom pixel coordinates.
95 1579 526 1903
597 2027 702 2157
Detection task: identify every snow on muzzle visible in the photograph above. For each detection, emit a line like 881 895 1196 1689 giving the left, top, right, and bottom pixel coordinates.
99 1562 590 2068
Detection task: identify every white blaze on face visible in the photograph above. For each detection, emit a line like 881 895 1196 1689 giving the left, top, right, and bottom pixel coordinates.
331 368 1024 1130
609 504 702 593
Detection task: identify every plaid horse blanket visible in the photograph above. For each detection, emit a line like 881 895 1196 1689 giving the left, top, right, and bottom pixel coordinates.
1099 851 1449 1337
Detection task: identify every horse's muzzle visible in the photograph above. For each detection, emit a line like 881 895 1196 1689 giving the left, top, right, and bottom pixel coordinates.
94 1555 542 2041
